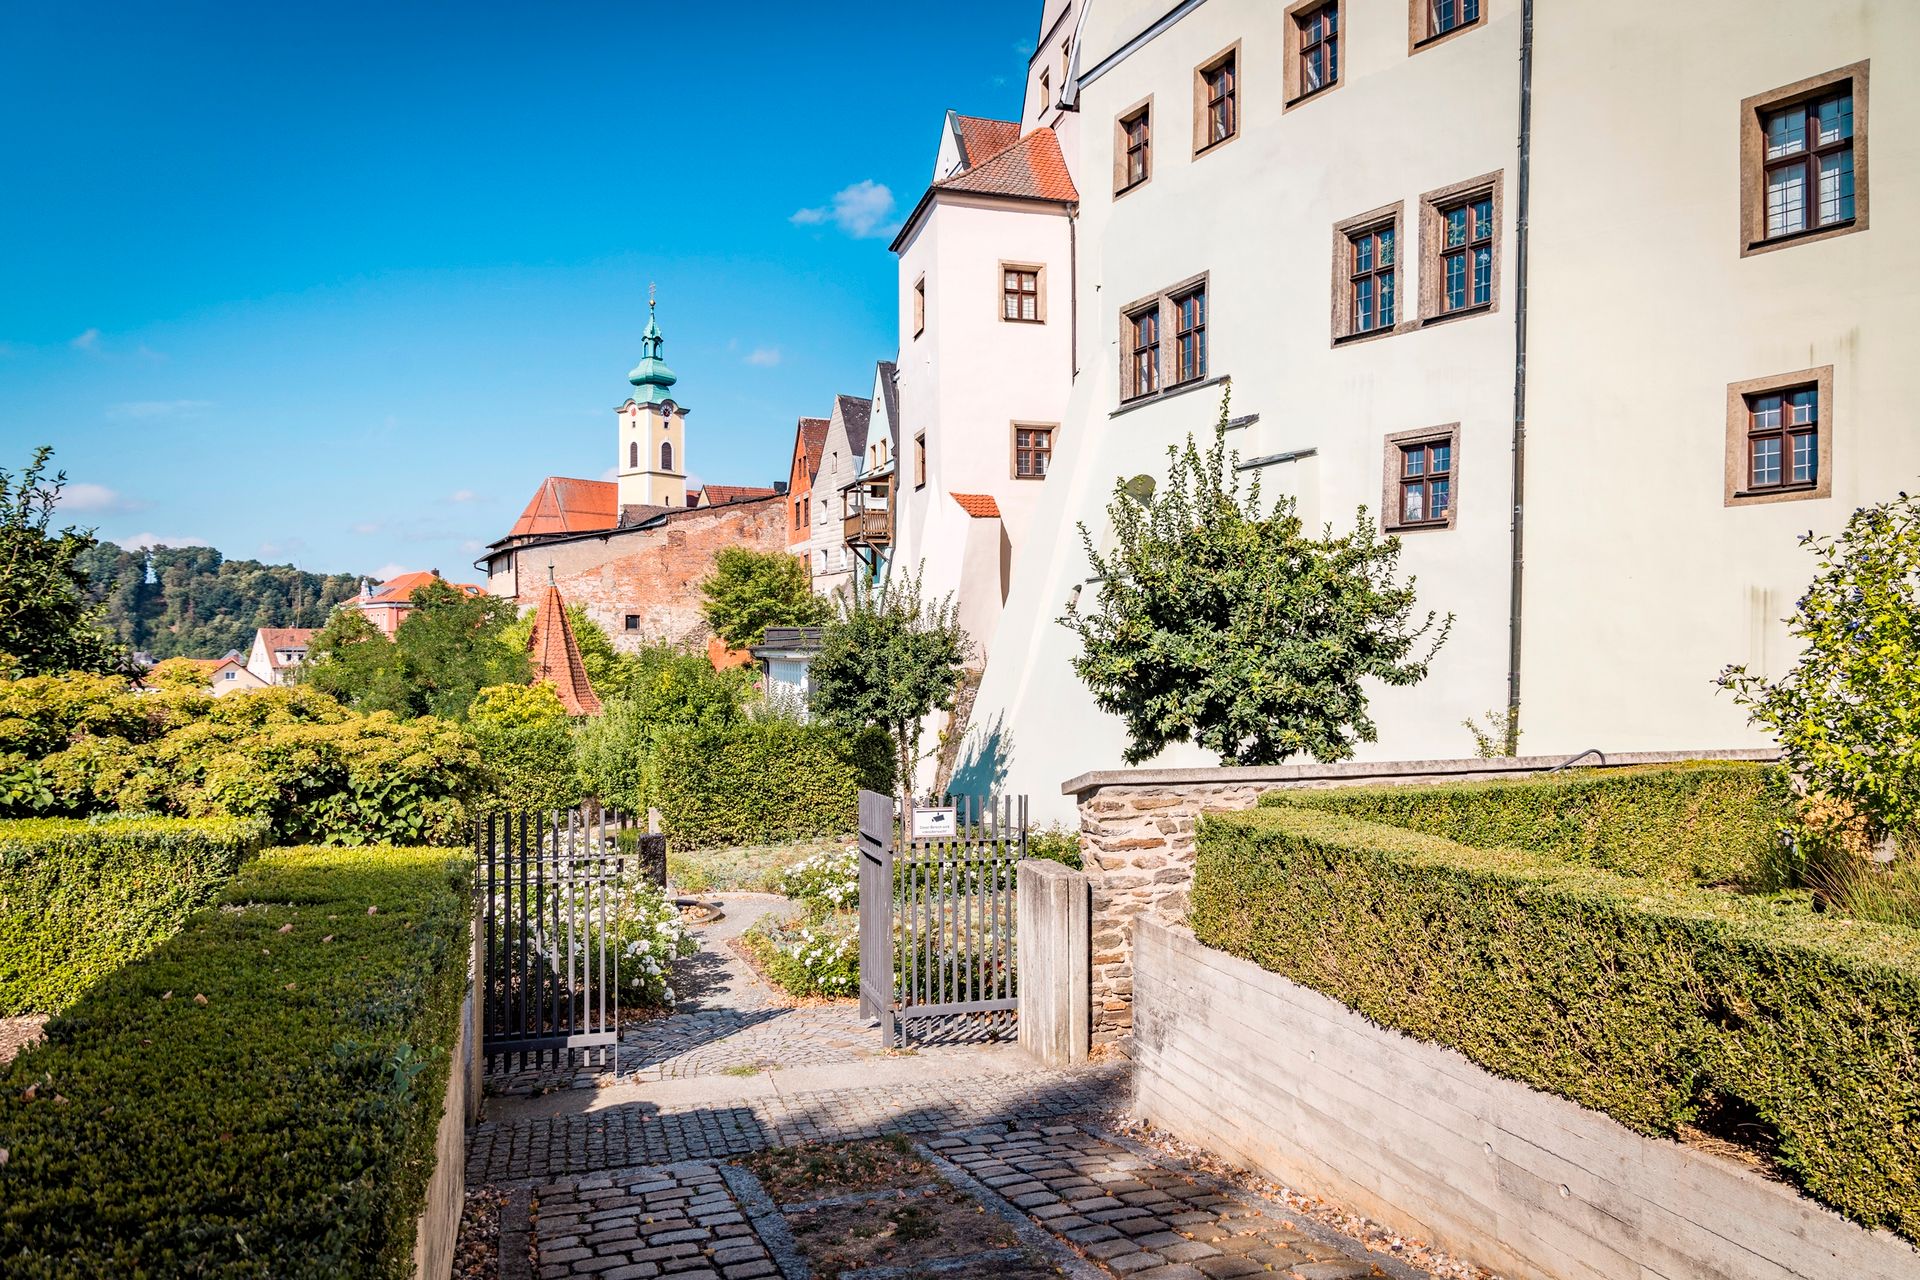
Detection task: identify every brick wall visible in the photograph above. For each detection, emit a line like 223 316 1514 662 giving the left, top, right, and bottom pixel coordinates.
1069 749 1779 1047
493 498 788 650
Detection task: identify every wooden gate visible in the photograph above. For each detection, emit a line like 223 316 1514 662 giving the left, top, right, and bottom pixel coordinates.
477 807 665 1072
857 790 1026 1048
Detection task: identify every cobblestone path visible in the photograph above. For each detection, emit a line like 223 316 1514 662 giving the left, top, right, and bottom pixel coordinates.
465 894 1412 1280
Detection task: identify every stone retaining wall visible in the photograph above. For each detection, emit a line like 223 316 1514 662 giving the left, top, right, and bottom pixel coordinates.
1065 749 1776 1046
1131 917 1917 1280
412 941 475 1280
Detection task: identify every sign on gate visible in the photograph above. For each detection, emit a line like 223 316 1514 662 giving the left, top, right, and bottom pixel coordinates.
858 790 1027 1049
477 807 666 1073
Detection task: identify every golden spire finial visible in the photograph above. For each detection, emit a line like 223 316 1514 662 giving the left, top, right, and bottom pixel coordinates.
649 280 657 308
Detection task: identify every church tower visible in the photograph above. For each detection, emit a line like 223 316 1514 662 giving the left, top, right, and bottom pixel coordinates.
617 290 688 510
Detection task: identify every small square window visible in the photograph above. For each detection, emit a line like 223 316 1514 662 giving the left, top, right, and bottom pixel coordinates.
1002 265 1042 323
1383 427 1460 531
1727 368 1833 505
624 615 641 631
1013 425 1056 479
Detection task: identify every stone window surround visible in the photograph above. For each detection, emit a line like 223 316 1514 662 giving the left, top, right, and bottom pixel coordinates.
1382 423 1461 533
1113 94 1154 198
1119 270 1210 405
1192 41 1241 156
1407 0 1485 56
999 261 1048 324
1011 421 1058 480
1330 200 1408 346
914 432 927 490
1283 0 1344 111
1738 61 1869 258
913 275 926 338
1416 170 1504 325
1724 365 1834 507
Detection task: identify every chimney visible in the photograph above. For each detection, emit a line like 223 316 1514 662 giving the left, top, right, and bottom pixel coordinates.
774 480 789 495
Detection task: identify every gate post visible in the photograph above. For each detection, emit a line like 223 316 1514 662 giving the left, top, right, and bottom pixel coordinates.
1017 859 1090 1067
856 790 895 1040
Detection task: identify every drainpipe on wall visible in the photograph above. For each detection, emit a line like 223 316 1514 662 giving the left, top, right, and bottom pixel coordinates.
1069 209 1080 379
1505 0 1535 756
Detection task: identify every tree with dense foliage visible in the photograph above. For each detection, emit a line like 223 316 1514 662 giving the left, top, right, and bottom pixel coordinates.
0 448 124 676
1062 398 1450 766
574 645 757 812
301 582 526 719
699 546 831 649
77 540 363 660
467 682 583 814
1720 492 1920 841
808 565 972 791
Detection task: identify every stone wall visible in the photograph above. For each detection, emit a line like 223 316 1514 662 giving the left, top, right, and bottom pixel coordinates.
412 952 473 1280
1067 749 1777 1046
488 498 789 650
1131 918 1917 1280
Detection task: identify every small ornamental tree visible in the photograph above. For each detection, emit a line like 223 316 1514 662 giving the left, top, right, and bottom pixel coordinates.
1720 492 1920 839
1062 396 1450 766
0 447 124 677
699 547 831 650
808 565 973 790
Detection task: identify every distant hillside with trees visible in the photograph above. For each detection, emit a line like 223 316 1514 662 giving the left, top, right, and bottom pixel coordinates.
77 541 366 660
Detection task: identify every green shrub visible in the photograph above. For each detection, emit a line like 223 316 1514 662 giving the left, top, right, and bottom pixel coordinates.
777 844 860 911
467 682 584 815
0 844 472 1277
1262 762 1789 886
1190 806 1920 1240
666 837 846 895
0 815 269 1015
1024 824 1083 870
649 721 893 850
741 910 859 998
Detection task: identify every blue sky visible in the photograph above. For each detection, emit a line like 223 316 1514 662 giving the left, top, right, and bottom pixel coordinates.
0 0 1038 578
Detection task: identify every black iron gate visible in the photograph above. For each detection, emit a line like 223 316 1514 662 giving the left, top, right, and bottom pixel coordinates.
478 807 666 1071
858 790 1027 1047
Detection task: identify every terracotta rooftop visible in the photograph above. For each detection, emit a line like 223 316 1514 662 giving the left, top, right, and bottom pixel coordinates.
700 484 781 506
360 571 484 606
951 492 1002 519
254 627 315 669
526 580 602 716
508 477 620 539
937 127 1078 204
953 115 1020 169
796 417 832 480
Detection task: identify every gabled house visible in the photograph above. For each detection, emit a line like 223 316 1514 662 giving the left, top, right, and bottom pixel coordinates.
807 393 874 597
346 571 486 638
841 362 900 584
786 416 832 562
245 628 314 686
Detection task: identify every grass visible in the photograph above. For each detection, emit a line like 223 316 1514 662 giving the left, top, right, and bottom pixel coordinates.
667 835 848 895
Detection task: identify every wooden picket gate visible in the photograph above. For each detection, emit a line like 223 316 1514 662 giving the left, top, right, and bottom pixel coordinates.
857 790 1027 1048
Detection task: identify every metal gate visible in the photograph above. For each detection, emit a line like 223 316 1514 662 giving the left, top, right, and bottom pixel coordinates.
477 807 666 1071
857 790 1027 1047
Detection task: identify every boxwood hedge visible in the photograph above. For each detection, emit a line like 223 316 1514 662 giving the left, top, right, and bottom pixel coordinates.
1262 762 1789 886
648 720 894 849
1190 805 1920 1240
0 845 472 1278
0 815 270 1015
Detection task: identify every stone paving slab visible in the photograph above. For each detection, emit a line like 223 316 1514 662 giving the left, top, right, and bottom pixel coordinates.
531 1161 779 1280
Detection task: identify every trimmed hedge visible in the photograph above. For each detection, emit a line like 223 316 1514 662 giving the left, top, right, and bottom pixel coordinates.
0 816 270 1015
0 845 472 1277
1262 762 1789 885
1191 805 1920 1241
648 721 894 849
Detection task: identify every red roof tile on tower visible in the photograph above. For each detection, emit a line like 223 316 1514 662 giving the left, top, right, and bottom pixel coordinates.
508 477 620 539
526 580 602 716
950 492 1002 519
938 128 1078 204
953 115 1021 169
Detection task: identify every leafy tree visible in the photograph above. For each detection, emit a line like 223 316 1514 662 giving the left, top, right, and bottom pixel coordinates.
467 682 583 814
699 546 831 649
0 447 124 676
808 564 972 791
393 581 528 719
1720 492 1920 839
574 645 756 813
302 609 411 715
1062 397 1450 766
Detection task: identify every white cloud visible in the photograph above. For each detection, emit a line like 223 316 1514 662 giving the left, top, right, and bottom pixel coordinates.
448 489 479 503
70 328 101 352
59 482 132 513
351 521 383 535
744 346 782 368
107 399 213 419
791 180 899 239
122 532 208 550
373 562 412 581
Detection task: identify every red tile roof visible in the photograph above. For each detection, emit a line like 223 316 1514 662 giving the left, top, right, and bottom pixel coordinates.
938 127 1078 204
951 492 1002 519
361 572 484 606
700 484 781 506
254 627 314 669
796 417 832 480
953 115 1020 169
526 581 602 716
508 476 620 539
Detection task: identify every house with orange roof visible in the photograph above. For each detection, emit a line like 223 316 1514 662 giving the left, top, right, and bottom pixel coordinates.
344 570 486 639
785 416 832 562
244 627 315 686
806 392 876 597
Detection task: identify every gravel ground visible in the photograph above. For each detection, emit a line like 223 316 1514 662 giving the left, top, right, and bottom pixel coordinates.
0 1016 47 1069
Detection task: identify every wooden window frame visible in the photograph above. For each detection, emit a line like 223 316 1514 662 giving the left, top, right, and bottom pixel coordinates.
1038 68 1050 118
914 432 927 490
1114 96 1153 197
624 614 641 631
1418 172 1502 324
1123 304 1161 401
1382 425 1460 532
912 275 926 338
1119 271 1210 404
1331 202 1406 345
1408 0 1484 54
1171 285 1208 387
1011 423 1057 480
1725 367 1833 507
1193 44 1241 156
999 262 1046 324
1739 62 1869 257
1284 0 1344 110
